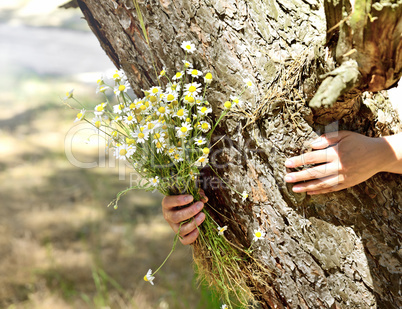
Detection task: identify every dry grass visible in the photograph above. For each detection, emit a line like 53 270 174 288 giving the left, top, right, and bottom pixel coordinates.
0 76 219 309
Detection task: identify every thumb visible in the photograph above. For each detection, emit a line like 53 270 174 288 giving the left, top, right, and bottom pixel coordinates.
309 131 350 149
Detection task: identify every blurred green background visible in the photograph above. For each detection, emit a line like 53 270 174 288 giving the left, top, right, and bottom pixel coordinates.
0 1 218 308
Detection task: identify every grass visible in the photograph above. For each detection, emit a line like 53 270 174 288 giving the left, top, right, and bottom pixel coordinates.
0 74 225 309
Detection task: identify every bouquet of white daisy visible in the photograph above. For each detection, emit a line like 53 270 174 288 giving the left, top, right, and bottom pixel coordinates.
66 41 255 309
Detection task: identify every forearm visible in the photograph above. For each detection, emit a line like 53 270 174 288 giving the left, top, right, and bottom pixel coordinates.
380 133 402 174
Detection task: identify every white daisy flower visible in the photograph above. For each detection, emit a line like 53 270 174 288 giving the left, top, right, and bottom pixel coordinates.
114 81 131 96
230 95 243 107
253 228 266 242
204 72 213 84
195 155 209 167
217 225 228 236
96 85 109 94
198 121 211 133
123 113 136 125
150 176 159 187
158 67 167 78
145 120 161 134
113 103 125 114
176 122 192 138
241 191 249 202
94 102 107 116
154 140 167 154
187 68 203 78
74 109 86 122
149 86 161 95
194 136 207 146
173 152 184 162
167 82 181 93
183 95 196 105
197 105 212 116
167 146 177 157
92 116 102 129
244 78 254 88
111 69 127 82
221 304 228 309
172 71 184 81
114 144 132 160
112 115 123 123
144 269 155 285
164 92 178 103
156 104 169 117
64 89 74 100
132 127 149 143
173 108 189 120
181 41 196 54
183 82 202 97
182 60 193 69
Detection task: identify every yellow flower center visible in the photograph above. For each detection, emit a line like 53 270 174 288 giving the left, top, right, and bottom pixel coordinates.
119 104 124 110
140 105 147 111
175 72 182 78
186 96 195 103
167 94 175 101
130 103 136 109
114 116 120 121
205 73 212 80
186 118 191 123
233 98 239 104
118 85 126 91
199 157 205 162
96 106 103 112
255 232 262 238
136 115 143 122
99 87 106 92
162 125 168 130
150 96 157 103
94 121 101 128
158 106 166 113
119 149 127 156
177 109 184 117
126 138 135 144
152 88 159 94
185 45 191 50
172 100 178 106
127 116 133 121
203 147 210 155
113 73 120 79
171 84 177 90
201 107 207 113
191 70 198 76
180 127 188 133
156 142 162 148
76 112 83 119
184 62 190 68
154 133 161 139
220 227 225 233
143 275 148 282
224 101 232 109
177 141 182 147
112 131 118 137
160 70 165 76
247 81 252 87
198 139 203 143
188 85 197 93
201 123 209 130
138 133 145 139
148 123 155 129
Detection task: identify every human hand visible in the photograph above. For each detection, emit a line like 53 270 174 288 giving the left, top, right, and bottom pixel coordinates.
284 131 390 195
161 190 208 245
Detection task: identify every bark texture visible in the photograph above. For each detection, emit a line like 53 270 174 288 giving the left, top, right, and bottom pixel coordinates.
76 0 402 308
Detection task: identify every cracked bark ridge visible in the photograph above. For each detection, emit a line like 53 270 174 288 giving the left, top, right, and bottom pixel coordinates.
76 0 402 308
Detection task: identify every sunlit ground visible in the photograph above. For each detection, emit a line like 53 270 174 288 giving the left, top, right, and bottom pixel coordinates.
0 1 218 308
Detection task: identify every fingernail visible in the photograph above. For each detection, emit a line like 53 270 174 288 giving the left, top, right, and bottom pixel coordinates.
285 159 293 167
284 174 293 182
184 195 193 203
311 137 324 146
195 202 204 210
292 186 301 192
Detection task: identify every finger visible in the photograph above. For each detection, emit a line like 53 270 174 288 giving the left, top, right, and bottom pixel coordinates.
308 131 350 150
177 212 206 236
180 228 200 245
165 201 204 224
285 148 336 168
291 174 344 193
307 184 346 195
162 194 193 210
199 189 209 203
284 163 339 183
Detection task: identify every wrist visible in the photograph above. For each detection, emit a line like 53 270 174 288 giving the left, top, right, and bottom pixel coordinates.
378 135 402 173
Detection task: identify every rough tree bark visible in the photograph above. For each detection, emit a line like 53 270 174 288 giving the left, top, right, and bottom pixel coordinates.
74 0 401 308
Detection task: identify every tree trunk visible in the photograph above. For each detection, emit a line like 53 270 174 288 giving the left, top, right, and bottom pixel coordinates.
75 0 402 308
